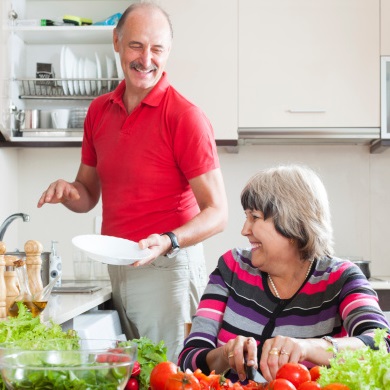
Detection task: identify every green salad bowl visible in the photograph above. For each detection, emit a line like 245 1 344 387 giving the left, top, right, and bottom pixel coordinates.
0 347 137 390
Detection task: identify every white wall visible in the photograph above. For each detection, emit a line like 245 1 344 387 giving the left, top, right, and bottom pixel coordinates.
1 144 390 279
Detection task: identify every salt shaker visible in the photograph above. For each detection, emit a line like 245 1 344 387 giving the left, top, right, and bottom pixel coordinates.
0 242 8 318
25 240 43 296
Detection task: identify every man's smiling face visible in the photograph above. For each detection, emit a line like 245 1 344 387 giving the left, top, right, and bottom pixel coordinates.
113 6 172 94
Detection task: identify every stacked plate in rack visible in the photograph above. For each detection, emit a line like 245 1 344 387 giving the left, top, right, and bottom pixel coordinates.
60 46 119 96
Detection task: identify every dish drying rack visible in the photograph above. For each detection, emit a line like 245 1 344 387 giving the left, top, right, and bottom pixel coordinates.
16 78 121 99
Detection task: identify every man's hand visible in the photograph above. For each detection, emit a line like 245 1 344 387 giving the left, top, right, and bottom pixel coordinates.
132 233 172 266
37 179 80 208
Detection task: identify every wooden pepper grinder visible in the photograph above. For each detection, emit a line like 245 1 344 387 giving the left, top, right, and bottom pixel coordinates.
4 255 20 315
0 242 8 318
25 240 43 296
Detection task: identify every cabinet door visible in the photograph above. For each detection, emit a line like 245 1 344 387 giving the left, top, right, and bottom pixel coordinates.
239 0 380 128
381 0 390 54
162 0 238 140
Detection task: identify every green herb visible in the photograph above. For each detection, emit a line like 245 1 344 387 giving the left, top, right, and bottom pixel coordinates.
318 328 390 389
120 336 167 390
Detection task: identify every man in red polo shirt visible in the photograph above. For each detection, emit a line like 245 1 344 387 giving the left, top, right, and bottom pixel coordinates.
37 2 227 361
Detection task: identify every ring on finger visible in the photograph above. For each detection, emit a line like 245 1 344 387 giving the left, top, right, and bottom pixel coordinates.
280 348 290 356
269 347 280 356
228 352 234 359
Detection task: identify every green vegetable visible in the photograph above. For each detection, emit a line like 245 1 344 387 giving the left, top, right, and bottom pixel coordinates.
0 303 79 389
318 328 390 389
120 337 167 390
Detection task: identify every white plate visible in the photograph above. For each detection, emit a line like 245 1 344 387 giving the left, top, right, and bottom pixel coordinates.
60 46 68 95
106 55 116 91
65 46 77 95
84 57 97 95
72 234 152 265
95 52 102 94
73 57 80 95
78 57 85 95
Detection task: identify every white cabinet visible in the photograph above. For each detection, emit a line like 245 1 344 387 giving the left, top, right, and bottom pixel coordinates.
239 0 380 131
160 0 238 141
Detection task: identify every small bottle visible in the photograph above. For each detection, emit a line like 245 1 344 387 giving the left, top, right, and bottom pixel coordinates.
8 259 46 318
4 255 20 314
49 241 62 287
0 242 7 318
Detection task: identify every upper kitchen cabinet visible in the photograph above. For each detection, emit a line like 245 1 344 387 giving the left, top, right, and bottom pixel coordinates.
238 0 380 136
381 0 390 54
161 0 238 141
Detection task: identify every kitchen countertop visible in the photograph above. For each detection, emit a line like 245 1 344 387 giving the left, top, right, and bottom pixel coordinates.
369 276 390 290
41 279 112 325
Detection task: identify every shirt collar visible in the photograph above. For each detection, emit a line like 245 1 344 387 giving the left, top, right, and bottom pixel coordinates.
110 72 169 108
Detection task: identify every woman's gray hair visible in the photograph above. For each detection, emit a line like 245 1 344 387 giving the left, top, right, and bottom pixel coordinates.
116 1 173 39
241 165 334 260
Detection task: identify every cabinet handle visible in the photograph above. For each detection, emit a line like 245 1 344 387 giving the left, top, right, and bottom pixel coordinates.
287 109 326 113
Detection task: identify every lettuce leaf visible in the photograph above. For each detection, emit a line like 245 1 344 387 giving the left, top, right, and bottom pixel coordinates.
318 328 390 389
120 336 167 390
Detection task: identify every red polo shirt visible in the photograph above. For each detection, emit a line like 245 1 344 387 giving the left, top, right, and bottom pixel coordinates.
81 73 220 241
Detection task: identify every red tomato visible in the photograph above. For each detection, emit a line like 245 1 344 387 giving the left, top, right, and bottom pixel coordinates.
297 381 321 390
322 384 351 390
131 361 141 377
276 363 310 389
126 378 139 390
150 361 179 390
308 366 321 382
267 378 297 390
165 372 201 390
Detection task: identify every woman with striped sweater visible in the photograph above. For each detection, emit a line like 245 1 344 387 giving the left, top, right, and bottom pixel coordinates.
178 165 390 383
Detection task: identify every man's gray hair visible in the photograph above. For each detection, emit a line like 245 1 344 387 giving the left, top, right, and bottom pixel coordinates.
116 1 173 39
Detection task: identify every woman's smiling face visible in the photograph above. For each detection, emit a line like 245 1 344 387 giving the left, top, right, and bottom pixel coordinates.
241 209 292 271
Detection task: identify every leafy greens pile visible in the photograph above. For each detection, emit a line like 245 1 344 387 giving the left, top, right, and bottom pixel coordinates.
120 336 167 390
318 328 390 389
0 303 79 389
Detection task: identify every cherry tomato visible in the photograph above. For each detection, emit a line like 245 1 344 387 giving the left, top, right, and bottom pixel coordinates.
267 378 297 390
297 381 321 390
308 366 321 382
165 372 201 390
276 363 310 389
131 361 141 377
126 378 139 390
322 384 351 390
150 361 179 390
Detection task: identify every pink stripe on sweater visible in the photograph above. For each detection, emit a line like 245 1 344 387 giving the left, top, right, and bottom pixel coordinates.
340 295 380 318
196 308 223 322
224 251 263 287
198 299 226 312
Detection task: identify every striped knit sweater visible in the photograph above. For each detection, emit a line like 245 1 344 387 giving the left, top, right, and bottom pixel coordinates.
178 248 390 378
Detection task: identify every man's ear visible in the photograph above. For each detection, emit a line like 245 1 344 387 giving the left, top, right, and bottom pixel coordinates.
113 28 119 52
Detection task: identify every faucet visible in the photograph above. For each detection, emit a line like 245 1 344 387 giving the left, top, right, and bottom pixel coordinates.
0 213 30 242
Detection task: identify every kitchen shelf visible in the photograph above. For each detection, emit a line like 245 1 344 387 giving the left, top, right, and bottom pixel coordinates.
17 78 121 99
10 25 115 44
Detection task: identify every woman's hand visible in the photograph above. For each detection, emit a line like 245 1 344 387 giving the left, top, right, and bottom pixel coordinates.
223 336 258 382
259 336 308 382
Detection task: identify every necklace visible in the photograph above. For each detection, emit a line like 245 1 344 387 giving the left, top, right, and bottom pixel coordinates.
268 260 313 299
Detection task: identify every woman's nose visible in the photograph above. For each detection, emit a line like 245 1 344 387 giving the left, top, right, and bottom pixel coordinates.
241 220 251 236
